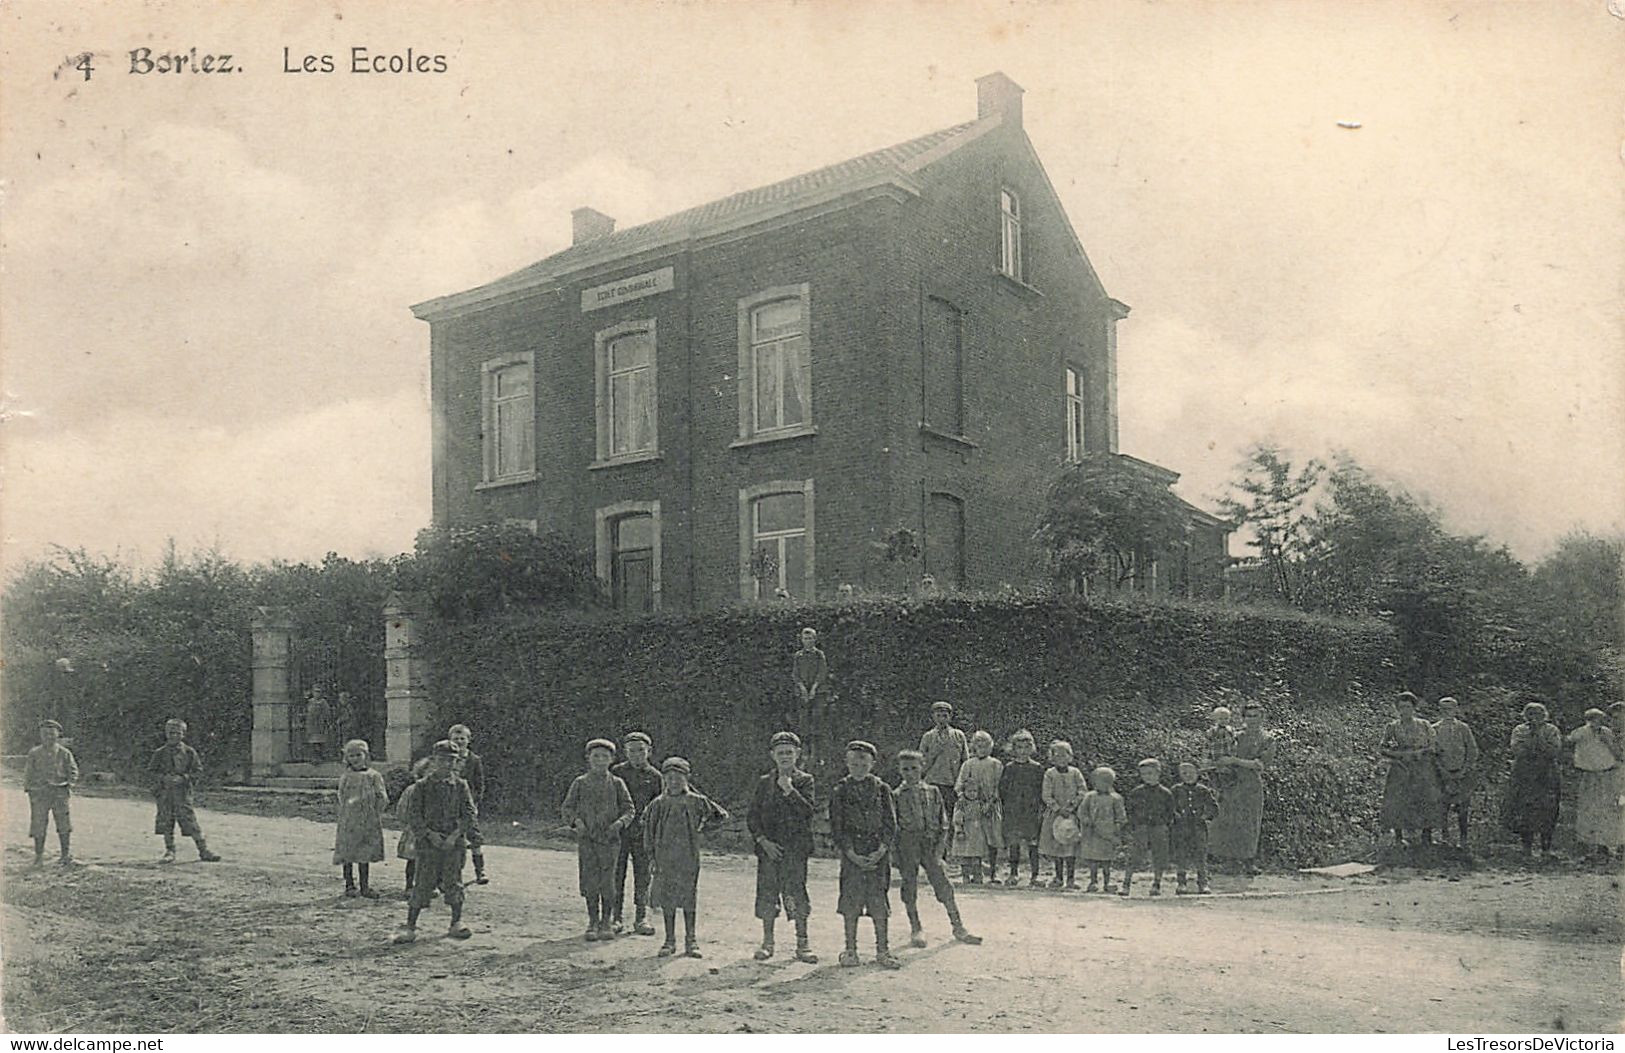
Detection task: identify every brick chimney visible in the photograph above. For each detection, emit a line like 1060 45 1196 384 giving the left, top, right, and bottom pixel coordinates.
571 206 616 245
975 71 1024 125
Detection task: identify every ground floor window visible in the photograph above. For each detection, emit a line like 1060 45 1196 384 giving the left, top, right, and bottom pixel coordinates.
924 491 965 588
594 501 661 612
739 480 815 601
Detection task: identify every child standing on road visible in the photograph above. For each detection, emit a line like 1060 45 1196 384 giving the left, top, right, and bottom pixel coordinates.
643 756 729 958
561 739 634 942
999 729 1045 887
953 730 1004 884
446 724 489 884
1171 761 1218 894
749 731 819 963
1078 766 1126 892
334 739 389 899
392 741 476 944
25 720 78 866
829 740 900 968
610 730 663 935
894 749 982 949
1122 758 1175 897
151 719 221 864
1038 740 1087 889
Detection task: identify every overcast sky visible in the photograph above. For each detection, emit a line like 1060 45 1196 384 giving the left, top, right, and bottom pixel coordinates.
3 0 1620 573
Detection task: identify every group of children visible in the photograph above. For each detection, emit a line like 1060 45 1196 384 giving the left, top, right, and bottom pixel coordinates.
918 701 1226 897
24 716 222 868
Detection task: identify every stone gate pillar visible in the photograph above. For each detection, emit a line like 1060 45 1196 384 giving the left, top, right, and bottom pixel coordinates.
384 591 432 763
250 607 295 778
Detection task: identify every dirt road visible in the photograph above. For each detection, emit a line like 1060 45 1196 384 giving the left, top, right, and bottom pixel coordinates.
3 788 1621 1033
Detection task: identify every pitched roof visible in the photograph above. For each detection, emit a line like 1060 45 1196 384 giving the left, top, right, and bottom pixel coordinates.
412 118 991 319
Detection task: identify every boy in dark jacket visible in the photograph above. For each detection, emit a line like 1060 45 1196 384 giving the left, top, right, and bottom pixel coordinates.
748 731 819 963
151 719 221 863
1122 758 1174 897
1171 760 1220 894
393 740 477 944
611 730 663 935
828 740 899 968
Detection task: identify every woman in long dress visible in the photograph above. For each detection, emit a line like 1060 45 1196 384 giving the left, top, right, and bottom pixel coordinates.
1209 701 1274 873
1378 691 1444 846
1500 700 1562 860
1565 708 1622 861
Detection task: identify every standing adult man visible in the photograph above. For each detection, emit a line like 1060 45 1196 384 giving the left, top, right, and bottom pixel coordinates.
919 701 969 820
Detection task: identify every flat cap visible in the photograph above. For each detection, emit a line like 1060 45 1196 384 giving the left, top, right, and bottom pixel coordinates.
586 738 617 753
661 756 691 773
769 731 802 749
37 719 62 732
845 740 877 757
930 701 954 713
1138 757 1162 769
623 731 652 746
896 748 923 762
431 739 458 757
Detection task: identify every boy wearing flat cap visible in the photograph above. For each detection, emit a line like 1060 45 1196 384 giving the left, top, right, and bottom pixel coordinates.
920 702 969 821
611 730 663 935
749 731 819 963
562 738 635 941
25 719 78 866
393 740 477 944
829 739 900 968
894 749 981 949
643 756 729 958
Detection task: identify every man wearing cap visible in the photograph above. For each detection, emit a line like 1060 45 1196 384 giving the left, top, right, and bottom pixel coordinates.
25 719 78 866
611 731 663 935
920 702 969 819
562 738 635 941
829 739 900 968
748 731 819 963
394 740 477 944
791 628 828 753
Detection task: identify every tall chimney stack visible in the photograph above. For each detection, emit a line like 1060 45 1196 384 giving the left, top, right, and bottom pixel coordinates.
975 71 1024 126
571 206 616 245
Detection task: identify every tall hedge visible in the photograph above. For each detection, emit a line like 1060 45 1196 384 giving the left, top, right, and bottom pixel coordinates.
420 594 1409 865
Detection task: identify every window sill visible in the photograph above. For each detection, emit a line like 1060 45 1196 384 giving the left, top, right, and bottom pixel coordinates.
994 271 1043 298
475 472 536 491
730 425 818 449
590 451 662 471
919 424 979 450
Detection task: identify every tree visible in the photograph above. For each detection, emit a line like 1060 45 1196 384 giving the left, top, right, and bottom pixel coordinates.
1216 443 1323 605
1033 453 1191 594
411 523 603 622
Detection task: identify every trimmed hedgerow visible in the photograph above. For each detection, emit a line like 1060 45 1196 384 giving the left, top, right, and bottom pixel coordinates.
419 593 1407 866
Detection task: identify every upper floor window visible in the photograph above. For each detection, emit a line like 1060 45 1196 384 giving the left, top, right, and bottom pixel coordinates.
1065 365 1085 462
594 320 657 464
481 354 534 484
738 480 815 601
924 296 965 435
737 285 813 442
999 188 1023 282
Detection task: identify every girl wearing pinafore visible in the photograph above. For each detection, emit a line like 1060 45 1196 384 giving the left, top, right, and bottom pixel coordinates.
333 739 389 898
1077 767 1128 892
952 730 1004 884
1038 740 1087 889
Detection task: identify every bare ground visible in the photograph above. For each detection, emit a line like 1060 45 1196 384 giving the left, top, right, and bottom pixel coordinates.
2 787 1621 1034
